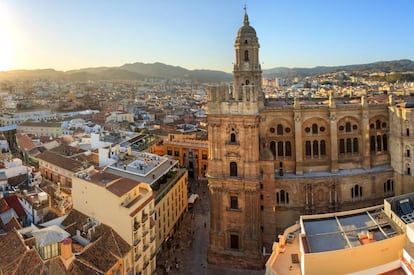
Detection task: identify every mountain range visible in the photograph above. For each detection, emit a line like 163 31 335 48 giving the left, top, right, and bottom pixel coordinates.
1 59 413 83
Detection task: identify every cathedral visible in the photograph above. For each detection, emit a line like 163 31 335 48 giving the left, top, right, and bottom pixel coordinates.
207 10 414 269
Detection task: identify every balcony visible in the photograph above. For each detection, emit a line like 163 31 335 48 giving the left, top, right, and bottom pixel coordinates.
150 235 156 243
134 221 140 231
143 230 149 237
143 244 149 252
135 253 141 262
150 217 155 229
134 239 141 246
150 253 156 261
143 261 149 270
141 213 148 223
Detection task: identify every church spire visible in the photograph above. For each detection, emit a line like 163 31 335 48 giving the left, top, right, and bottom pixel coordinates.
243 4 249 26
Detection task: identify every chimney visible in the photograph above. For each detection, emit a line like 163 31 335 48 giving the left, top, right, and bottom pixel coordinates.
60 238 74 269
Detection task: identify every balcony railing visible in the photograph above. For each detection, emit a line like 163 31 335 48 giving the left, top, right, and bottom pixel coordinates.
134 221 140 231
142 213 148 223
134 239 141 246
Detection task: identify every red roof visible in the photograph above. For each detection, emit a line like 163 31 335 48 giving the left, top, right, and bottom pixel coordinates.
4 196 26 218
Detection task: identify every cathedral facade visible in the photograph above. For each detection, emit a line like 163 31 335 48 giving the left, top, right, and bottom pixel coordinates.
207 11 414 269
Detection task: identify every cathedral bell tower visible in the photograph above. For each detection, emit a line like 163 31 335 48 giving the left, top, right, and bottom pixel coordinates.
207 9 264 269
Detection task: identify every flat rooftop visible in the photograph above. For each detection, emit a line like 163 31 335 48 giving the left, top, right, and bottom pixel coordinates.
106 151 179 185
301 206 401 253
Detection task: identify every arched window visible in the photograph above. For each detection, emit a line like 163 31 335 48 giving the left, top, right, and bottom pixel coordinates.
339 139 345 154
245 79 250 85
305 141 311 157
312 123 318 134
345 122 351 132
286 141 292 157
270 141 276 158
377 135 382 151
320 140 326 156
276 189 289 205
313 140 319 156
370 136 376 152
351 184 363 199
346 138 352 153
277 141 284 157
277 124 283 135
407 149 411 158
230 162 237 177
230 133 236 143
353 138 359 153
376 120 381 129
382 134 388 151
407 128 410 137
244 50 249 61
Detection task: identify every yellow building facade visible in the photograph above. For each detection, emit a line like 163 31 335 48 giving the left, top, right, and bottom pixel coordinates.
72 170 156 275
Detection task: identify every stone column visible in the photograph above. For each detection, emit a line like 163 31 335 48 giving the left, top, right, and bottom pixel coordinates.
362 110 371 169
294 111 303 174
329 112 338 172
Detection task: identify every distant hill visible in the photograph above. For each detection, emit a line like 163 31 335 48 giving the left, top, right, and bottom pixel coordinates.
1 59 413 82
263 59 414 79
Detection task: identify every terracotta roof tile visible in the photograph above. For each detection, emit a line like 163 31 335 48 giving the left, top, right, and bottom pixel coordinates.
16 133 37 151
76 224 130 272
37 151 83 172
0 230 27 274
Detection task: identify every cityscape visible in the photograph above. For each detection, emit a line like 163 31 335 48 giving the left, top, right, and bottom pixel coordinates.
1 2 414 275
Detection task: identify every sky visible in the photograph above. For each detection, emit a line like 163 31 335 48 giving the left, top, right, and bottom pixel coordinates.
0 0 413 72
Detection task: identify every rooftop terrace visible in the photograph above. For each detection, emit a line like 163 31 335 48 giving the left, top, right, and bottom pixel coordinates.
301 205 401 253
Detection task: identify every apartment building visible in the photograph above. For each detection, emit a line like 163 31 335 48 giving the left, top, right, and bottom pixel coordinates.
161 132 208 180
72 170 156 275
17 121 62 138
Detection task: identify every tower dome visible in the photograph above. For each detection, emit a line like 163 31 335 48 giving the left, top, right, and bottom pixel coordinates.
235 11 258 44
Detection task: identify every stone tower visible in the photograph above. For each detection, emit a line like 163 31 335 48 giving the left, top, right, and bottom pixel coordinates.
207 10 264 269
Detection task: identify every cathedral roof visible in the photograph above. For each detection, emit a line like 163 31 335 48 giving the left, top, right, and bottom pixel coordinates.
236 10 258 44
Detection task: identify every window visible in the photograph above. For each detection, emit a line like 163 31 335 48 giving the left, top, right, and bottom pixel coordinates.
382 135 388 151
244 50 249 61
270 141 276 158
313 140 319 156
174 150 179 157
230 234 239 249
286 141 292 157
370 136 376 152
353 138 359 153
376 135 382 151
320 140 326 156
277 124 283 135
230 162 238 177
277 141 284 157
276 189 289 205
230 133 236 143
312 124 318 134
407 149 411 158
351 184 363 199
407 128 410 137
346 138 352 153
339 139 345 154
167 148 172 155
202 153 207 160
384 179 394 195
345 122 351 132
305 141 311 157
230 196 238 209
